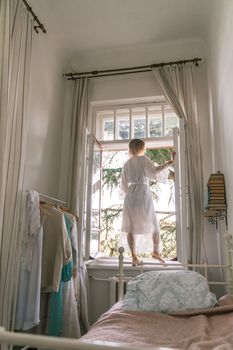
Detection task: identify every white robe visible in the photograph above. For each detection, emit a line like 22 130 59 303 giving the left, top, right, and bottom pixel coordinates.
15 190 42 330
121 155 160 235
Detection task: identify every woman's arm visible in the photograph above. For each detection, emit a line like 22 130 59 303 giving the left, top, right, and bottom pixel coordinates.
120 168 129 194
144 154 175 179
155 159 174 174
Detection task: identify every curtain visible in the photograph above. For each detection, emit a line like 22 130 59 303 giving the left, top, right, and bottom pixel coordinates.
67 78 91 333
152 64 204 264
0 0 32 330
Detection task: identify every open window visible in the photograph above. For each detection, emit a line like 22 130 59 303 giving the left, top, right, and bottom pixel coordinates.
85 136 102 258
85 99 187 262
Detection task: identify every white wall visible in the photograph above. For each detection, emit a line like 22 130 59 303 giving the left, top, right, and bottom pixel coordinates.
69 38 206 101
205 0 233 260
23 33 66 198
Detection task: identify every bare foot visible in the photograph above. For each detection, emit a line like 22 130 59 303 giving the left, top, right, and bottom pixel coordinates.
132 253 141 267
152 252 165 264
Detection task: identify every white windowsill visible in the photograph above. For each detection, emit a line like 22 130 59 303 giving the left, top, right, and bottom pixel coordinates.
86 257 183 271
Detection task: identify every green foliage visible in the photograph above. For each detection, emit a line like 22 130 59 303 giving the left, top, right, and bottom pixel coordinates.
102 168 122 192
146 148 172 164
160 219 176 259
100 206 122 257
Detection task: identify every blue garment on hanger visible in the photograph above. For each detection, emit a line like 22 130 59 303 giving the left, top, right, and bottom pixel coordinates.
47 215 73 336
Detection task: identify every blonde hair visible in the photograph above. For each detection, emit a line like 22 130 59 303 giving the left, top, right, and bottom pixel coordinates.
128 139 145 155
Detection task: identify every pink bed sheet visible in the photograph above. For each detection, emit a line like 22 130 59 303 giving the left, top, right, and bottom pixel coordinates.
81 296 233 349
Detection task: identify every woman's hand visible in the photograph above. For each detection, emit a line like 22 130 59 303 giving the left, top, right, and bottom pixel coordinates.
172 151 176 161
167 151 176 166
167 159 174 166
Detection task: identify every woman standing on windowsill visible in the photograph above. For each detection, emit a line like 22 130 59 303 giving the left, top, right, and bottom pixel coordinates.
120 139 175 266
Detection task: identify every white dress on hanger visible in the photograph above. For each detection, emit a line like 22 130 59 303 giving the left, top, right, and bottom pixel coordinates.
15 190 42 330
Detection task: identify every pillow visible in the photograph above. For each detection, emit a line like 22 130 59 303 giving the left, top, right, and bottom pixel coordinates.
123 270 218 313
219 294 233 306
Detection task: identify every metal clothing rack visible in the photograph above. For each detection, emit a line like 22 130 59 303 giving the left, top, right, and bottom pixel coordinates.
39 193 67 206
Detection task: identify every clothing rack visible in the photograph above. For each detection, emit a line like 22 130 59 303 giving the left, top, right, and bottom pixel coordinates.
63 57 201 80
22 0 47 34
39 193 67 205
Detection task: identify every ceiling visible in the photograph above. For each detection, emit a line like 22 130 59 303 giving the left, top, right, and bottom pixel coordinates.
31 0 211 56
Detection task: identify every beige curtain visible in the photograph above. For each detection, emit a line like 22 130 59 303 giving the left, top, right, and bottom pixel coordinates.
152 64 204 264
67 77 91 333
68 78 91 214
0 0 32 330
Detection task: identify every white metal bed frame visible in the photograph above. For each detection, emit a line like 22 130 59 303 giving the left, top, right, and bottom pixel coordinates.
0 234 233 350
0 328 172 350
117 234 233 300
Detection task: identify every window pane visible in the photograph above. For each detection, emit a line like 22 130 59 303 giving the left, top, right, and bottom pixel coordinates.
164 106 179 136
93 143 101 167
98 151 128 257
103 118 114 140
115 109 130 140
148 106 162 137
132 107 146 138
96 111 114 140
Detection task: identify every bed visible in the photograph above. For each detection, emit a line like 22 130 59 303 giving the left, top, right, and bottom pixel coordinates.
81 234 233 350
81 297 233 349
1 234 233 350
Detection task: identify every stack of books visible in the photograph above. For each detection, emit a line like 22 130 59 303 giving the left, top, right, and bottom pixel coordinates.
206 172 227 210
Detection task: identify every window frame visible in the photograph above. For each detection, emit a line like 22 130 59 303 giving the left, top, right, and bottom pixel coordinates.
85 98 187 263
85 135 103 260
94 100 179 149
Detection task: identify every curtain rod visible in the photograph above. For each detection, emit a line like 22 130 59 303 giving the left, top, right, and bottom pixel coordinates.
64 57 201 80
22 0 47 33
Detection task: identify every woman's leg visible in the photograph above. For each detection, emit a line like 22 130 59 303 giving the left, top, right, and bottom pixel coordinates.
127 233 141 266
127 233 136 254
152 232 165 264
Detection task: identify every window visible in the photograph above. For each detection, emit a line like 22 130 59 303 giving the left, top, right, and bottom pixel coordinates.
86 99 187 263
148 105 163 137
96 110 114 141
95 102 179 142
164 105 179 136
97 148 176 259
115 109 130 140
